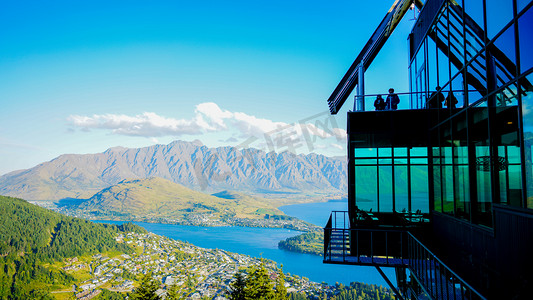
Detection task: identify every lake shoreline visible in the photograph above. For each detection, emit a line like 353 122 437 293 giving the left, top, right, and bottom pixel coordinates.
93 220 394 286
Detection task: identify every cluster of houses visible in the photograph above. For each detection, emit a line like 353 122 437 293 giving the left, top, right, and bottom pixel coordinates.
61 232 348 299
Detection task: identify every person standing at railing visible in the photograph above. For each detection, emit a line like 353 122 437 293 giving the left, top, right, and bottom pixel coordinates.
374 95 386 111
386 88 400 110
427 86 445 108
445 91 458 109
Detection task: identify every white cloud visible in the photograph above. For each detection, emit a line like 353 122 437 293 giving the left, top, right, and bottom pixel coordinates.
68 112 208 137
331 143 344 150
67 102 347 150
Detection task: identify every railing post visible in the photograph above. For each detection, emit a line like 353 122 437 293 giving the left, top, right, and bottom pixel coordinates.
356 230 359 263
354 64 365 112
371 231 374 264
386 231 389 264
343 229 346 262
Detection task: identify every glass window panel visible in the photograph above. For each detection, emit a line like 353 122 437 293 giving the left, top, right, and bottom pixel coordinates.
450 56 460 85
441 84 452 112
355 166 377 211
433 147 443 212
354 159 378 165
507 146 521 164
518 0 533 14
411 165 429 213
467 60 487 104
465 0 485 36
507 164 523 207
379 166 393 212
475 145 493 226
465 27 484 62
379 148 392 157
486 0 514 40
454 165 470 220
470 55 488 86
454 147 469 166
432 146 442 165
410 147 427 157
415 55 427 108
494 24 517 66
494 83 519 107
443 165 454 214
379 158 393 165
444 145 453 165
519 6 533 74
395 166 409 212
448 8 465 68
450 72 465 108
355 148 377 157
520 73 533 209
427 36 438 95
499 164 509 205
438 46 450 88
410 158 428 164
410 64 417 108
394 148 408 157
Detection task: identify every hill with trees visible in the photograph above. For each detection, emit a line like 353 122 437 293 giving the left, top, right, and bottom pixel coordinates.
0 195 145 299
74 177 285 221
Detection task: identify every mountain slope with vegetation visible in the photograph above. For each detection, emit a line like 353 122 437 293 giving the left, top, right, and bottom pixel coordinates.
0 140 347 201
74 177 284 220
0 195 145 299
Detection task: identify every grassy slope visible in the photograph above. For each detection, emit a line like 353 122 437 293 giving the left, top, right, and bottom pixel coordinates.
76 177 285 220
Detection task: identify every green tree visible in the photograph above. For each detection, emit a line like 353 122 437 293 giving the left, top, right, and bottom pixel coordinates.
228 270 246 300
228 260 288 300
244 262 274 299
274 265 288 300
130 273 160 300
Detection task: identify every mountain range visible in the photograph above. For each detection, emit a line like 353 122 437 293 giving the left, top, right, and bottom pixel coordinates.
0 140 347 201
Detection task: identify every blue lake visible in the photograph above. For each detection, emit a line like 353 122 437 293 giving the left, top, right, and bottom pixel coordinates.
278 199 348 226
95 200 395 287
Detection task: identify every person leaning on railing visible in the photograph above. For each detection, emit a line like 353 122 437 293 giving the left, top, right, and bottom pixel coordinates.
374 95 386 111
445 91 458 109
386 88 400 110
427 86 445 108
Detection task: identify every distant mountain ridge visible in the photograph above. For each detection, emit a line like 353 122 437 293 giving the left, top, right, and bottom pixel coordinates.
0 140 347 201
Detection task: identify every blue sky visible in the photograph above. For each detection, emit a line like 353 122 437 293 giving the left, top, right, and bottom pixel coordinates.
0 0 417 175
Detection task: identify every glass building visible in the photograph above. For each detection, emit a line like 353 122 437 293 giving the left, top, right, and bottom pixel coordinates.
323 1 533 299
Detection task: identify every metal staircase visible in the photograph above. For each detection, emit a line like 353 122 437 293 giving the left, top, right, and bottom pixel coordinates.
323 211 486 300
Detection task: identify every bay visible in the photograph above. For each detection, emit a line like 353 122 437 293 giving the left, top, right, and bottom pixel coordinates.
96 199 395 287
279 199 348 226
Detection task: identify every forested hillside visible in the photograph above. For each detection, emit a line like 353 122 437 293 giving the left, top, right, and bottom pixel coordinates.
0 195 145 299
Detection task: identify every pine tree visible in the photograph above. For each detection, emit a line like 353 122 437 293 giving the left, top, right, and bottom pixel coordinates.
274 265 288 300
130 273 160 300
166 283 181 300
244 261 275 299
228 260 288 300
229 270 247 300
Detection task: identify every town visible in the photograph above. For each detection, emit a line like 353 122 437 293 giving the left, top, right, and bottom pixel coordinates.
58 232 340 299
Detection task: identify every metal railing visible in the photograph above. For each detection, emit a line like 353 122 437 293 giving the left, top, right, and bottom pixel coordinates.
323 211 486 300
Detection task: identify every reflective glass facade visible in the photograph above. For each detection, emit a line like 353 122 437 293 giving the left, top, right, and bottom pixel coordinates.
405 0 533 226
327 1 533 298
353 147 429 213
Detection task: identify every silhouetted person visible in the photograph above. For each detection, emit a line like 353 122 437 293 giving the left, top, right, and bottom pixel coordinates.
374 95 386 111
445 91 458 109
386 88 400 110
428 86 445 108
